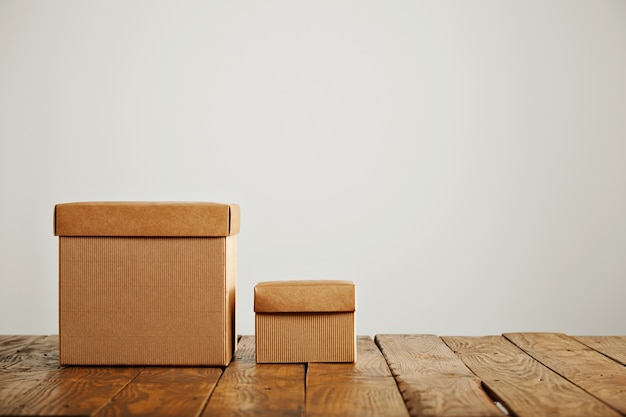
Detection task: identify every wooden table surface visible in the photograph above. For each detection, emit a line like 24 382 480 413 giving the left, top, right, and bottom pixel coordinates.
1 333 625 417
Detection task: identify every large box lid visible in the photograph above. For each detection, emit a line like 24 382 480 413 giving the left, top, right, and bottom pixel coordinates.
54 202 240 237
254 280 356 313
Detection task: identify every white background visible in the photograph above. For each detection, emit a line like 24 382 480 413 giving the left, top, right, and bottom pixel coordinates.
1 1 625 337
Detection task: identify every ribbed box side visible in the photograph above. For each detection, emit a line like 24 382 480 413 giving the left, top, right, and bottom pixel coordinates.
59 236 233 366
225 235 237 359
255 313 355 363
59 336 228 366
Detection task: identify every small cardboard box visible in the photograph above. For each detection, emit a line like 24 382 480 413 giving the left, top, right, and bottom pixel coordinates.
254 280 356 363
54 202 239 366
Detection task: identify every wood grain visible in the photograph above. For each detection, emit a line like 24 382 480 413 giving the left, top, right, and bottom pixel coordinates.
505 332 626 415
574 336 626 365
0 335 46 369
201 335 305 417
2 334 626 416
0 336 141 416
306 336 409 417
95 367 222 417
2 367 141 416
0 336 64 415
443 335 621 417
376 334 501 417
0 335 58 371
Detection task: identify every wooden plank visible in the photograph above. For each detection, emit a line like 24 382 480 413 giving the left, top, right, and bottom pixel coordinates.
306 336 409 417
0 335 46 369
0 335 58 371
0 335 65 415
1 367 141 416
0 336 142 416
201 335 305 417
376 334 501 417
505 332 626 416
95 367 222 417
443 335 622 417
574 336 626 365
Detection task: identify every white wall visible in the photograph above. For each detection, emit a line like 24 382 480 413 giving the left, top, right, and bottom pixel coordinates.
1 0 625 337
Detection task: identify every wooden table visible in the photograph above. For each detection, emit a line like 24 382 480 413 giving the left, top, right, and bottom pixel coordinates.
1 333 625 416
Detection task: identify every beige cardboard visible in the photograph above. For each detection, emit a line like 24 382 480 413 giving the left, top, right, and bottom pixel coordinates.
254 280 355 312
56 202 238 366
256 312 356 363
254 280 356 363
54 202 240 237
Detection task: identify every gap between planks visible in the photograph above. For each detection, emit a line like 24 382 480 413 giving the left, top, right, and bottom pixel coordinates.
443 334 625 417
202 335 408 417
0 336 222 417
504 333 626 416
3 334 624 417
376 334 504 417
305 336 409 417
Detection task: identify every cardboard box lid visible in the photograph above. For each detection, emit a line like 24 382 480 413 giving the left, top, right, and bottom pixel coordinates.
54 202 240 237
254 280 356 313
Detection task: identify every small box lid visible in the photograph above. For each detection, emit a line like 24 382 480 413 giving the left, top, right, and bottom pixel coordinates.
254 280 356 313
54 202 240 237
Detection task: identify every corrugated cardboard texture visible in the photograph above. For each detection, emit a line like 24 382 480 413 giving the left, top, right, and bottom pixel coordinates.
254 280 356 313
54 202 240 237
59 236 237 366
255 312 356 363
224 235 237 360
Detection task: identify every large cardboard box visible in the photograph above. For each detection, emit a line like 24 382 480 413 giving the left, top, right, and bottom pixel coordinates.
54 202 239 366
254 280 356 363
